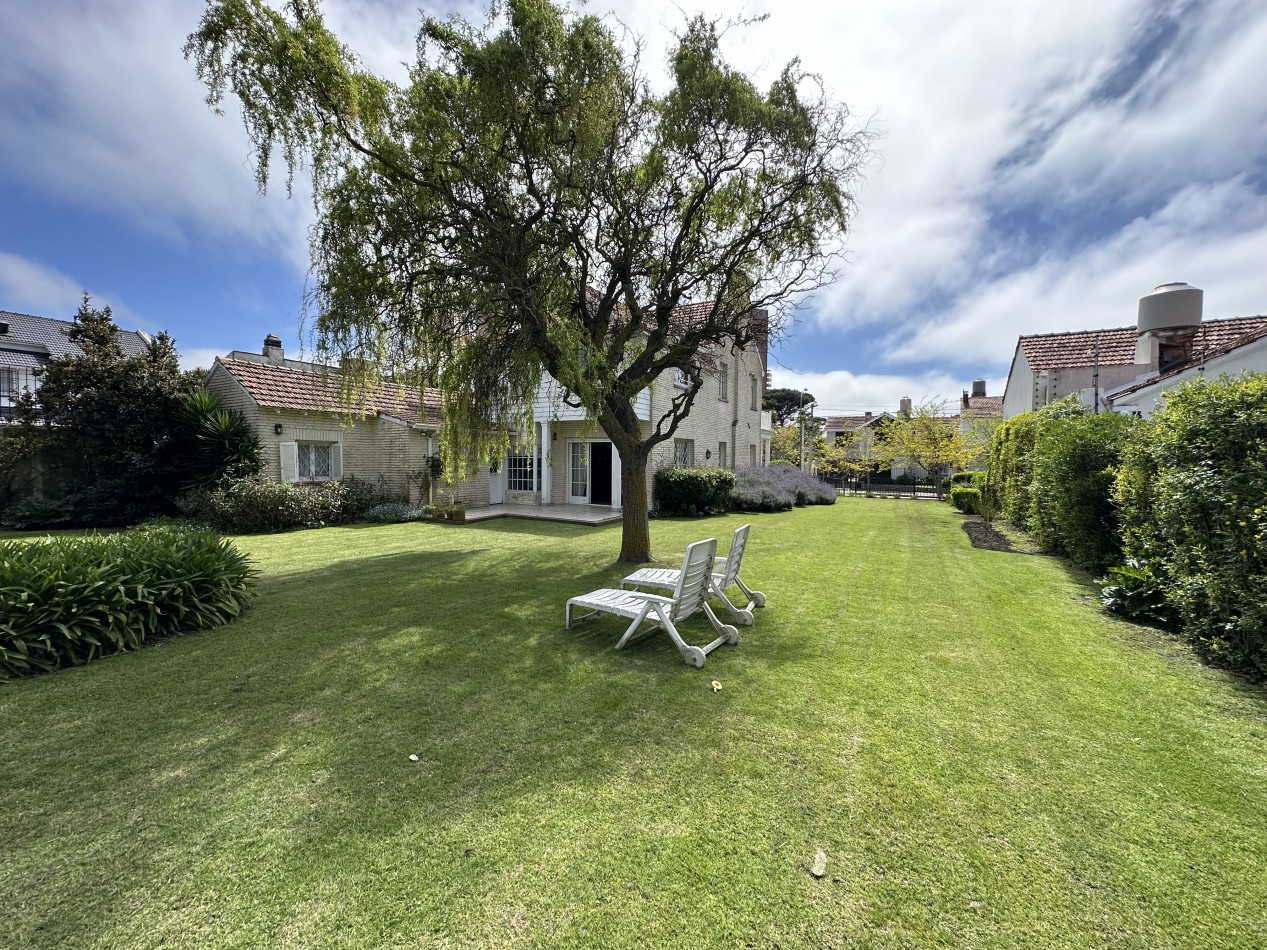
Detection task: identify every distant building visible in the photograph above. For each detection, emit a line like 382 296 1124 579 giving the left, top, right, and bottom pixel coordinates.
1001 283 1267 419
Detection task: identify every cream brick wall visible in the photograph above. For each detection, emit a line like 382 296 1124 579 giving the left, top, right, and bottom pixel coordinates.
205 362 488 506
532 341 766 506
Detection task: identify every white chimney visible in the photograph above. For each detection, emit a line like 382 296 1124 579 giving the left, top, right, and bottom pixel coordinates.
899 396 912 417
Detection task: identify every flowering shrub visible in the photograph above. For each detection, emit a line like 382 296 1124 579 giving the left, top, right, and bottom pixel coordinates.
730 465 836 512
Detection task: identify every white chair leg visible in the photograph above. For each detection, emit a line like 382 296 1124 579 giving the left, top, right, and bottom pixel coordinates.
615 601 657 650
736 577 766 608
701 601 741 645
711 582 754 626
657 607 708 667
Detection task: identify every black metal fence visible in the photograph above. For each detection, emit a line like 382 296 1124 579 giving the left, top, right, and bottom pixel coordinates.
823 475 941 498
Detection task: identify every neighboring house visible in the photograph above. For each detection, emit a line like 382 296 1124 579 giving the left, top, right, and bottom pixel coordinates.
205 336 488 506
958 378 1004 429
1002 282 1267 418
210 309 768 511
504 305 770 509
1106 324 1267 417
0 309 150 420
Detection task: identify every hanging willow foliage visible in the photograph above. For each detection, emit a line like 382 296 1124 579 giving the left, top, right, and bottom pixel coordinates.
186 0 873 560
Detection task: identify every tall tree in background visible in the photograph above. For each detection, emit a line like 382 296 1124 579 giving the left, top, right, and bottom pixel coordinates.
186 0 871 561
31 296 200 523
763 387 817 427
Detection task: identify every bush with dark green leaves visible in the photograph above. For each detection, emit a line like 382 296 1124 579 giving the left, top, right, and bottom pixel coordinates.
1028 411 1138 571
1115 374 1267 676
178 476 382 533
654 466 736 516
0 524 255 679
986 396 1086 525
950 486 980 514
1097 559 1176 629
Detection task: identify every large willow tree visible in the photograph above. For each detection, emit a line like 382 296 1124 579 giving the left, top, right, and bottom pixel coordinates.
187 0 871 561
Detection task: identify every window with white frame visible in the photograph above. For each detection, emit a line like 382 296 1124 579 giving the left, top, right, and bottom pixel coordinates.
674 367 691 389
0 367 35 414
297 442 333 480
750 374 759 410
673 438 694 467
718 441 727 468
718 362 728 401
506 443 535 492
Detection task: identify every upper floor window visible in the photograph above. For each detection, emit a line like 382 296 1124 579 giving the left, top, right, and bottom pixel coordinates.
750 374 759 410
674 367 691 389
718 362 729 401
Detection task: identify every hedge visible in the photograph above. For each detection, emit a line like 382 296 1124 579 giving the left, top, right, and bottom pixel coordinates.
0 524 256 679
654 467 736 515
950 486 980 513
1115 374 1267 675
178 476 381 533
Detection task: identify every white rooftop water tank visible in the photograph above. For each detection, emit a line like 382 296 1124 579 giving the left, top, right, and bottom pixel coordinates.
1138 282 1202 336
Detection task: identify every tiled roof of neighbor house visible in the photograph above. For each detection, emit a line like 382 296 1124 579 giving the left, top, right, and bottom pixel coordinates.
822 414 875 432
961 394 1004 415
1109 322 1267 400
0 309 150 360
1018 315 1267 372
217 356 443 428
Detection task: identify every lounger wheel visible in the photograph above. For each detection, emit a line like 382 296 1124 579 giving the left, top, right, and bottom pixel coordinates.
722 624 740 646
752 591 766 608
734 608 754 626
682 646 707 668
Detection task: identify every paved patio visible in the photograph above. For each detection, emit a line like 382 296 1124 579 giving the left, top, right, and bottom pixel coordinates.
461 503 624 526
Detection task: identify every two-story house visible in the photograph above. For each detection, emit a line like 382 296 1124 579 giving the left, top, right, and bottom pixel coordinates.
0 309 151 419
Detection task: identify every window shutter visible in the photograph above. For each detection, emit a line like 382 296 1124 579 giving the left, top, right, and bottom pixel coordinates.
330 442 343 480
279 442 298 483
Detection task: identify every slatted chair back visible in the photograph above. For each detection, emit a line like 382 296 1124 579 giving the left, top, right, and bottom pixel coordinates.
718 524 751 589
669 538 717 623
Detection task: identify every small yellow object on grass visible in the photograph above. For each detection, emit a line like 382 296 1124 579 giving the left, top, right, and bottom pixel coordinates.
711 680 722 692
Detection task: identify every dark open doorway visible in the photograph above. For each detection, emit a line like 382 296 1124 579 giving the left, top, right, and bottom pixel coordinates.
590 442 613 505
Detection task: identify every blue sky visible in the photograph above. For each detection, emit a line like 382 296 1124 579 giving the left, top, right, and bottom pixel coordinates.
2 0 1265 415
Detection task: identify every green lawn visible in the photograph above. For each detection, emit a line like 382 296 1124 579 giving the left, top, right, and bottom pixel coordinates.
3 500 1266 949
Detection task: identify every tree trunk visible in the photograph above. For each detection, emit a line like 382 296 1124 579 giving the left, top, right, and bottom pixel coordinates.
618 446 652 563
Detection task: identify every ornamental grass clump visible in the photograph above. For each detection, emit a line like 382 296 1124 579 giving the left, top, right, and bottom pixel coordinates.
0 524 256 680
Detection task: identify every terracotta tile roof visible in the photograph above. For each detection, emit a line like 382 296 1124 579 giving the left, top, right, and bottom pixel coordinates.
1109 322 1267 400
1018 316 1267 371
823 414 874 432
217 357 442 427
962 394 1003 416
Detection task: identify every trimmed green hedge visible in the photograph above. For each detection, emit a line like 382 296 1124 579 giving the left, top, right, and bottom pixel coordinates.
0 525 256 679
178 476 381 533
950 486 980 513
1115 374 1267 675
654 467 736 516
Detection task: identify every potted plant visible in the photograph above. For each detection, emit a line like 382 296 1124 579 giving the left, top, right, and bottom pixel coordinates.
446 504 466 523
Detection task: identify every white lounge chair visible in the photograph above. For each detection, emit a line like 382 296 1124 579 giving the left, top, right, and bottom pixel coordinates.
621 523 767 630
565 537 739 668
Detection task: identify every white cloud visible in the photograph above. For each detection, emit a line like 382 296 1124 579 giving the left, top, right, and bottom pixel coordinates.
769 366 1006 415
886 177 1267 367
178 346 226 372
0 251 151 330
0 0 313 269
